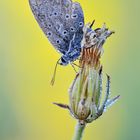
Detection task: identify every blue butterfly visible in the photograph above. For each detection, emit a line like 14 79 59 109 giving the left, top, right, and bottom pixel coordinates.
29 0 84 66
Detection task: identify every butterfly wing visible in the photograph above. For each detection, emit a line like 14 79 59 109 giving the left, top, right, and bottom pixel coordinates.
29 0 84 55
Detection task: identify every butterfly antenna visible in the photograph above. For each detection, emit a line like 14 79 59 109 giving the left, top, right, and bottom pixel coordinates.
50 59 60 86
90 20 95 28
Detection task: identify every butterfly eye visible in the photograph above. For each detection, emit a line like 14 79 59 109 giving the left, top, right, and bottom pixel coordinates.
48 24 52 28
47 32 52 36
56 40 61 44
71 14 78 19
63 30 67 35
53 12 58 16
65 14 70 19
79 22 84 27
70 27 75 32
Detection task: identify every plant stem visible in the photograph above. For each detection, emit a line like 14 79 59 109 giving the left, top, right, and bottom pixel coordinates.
73 122 86 140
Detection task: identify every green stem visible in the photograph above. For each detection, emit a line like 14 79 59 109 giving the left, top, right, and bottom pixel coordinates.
73 122 86 140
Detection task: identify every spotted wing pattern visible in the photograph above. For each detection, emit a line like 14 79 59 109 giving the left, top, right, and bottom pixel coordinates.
29 0 84 55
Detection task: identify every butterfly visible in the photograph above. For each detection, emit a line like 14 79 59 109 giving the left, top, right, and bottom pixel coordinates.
29 0 84 66
28 0 113 85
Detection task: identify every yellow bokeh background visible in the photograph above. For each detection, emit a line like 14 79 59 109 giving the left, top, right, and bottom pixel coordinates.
0 0 140 140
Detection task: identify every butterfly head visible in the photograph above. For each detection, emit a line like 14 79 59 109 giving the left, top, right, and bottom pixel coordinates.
58 57 69 66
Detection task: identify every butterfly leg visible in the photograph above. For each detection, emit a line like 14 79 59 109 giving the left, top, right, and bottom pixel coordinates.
72 63 81 68
70 63 78 73
50 59 60 86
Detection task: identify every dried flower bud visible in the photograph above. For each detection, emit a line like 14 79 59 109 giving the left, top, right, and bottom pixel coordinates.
68 23 119 124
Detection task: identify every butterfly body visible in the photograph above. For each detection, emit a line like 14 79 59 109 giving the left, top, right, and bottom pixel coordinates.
29 0 84 65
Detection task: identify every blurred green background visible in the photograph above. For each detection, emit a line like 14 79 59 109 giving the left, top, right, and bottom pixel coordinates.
0 0 140 140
